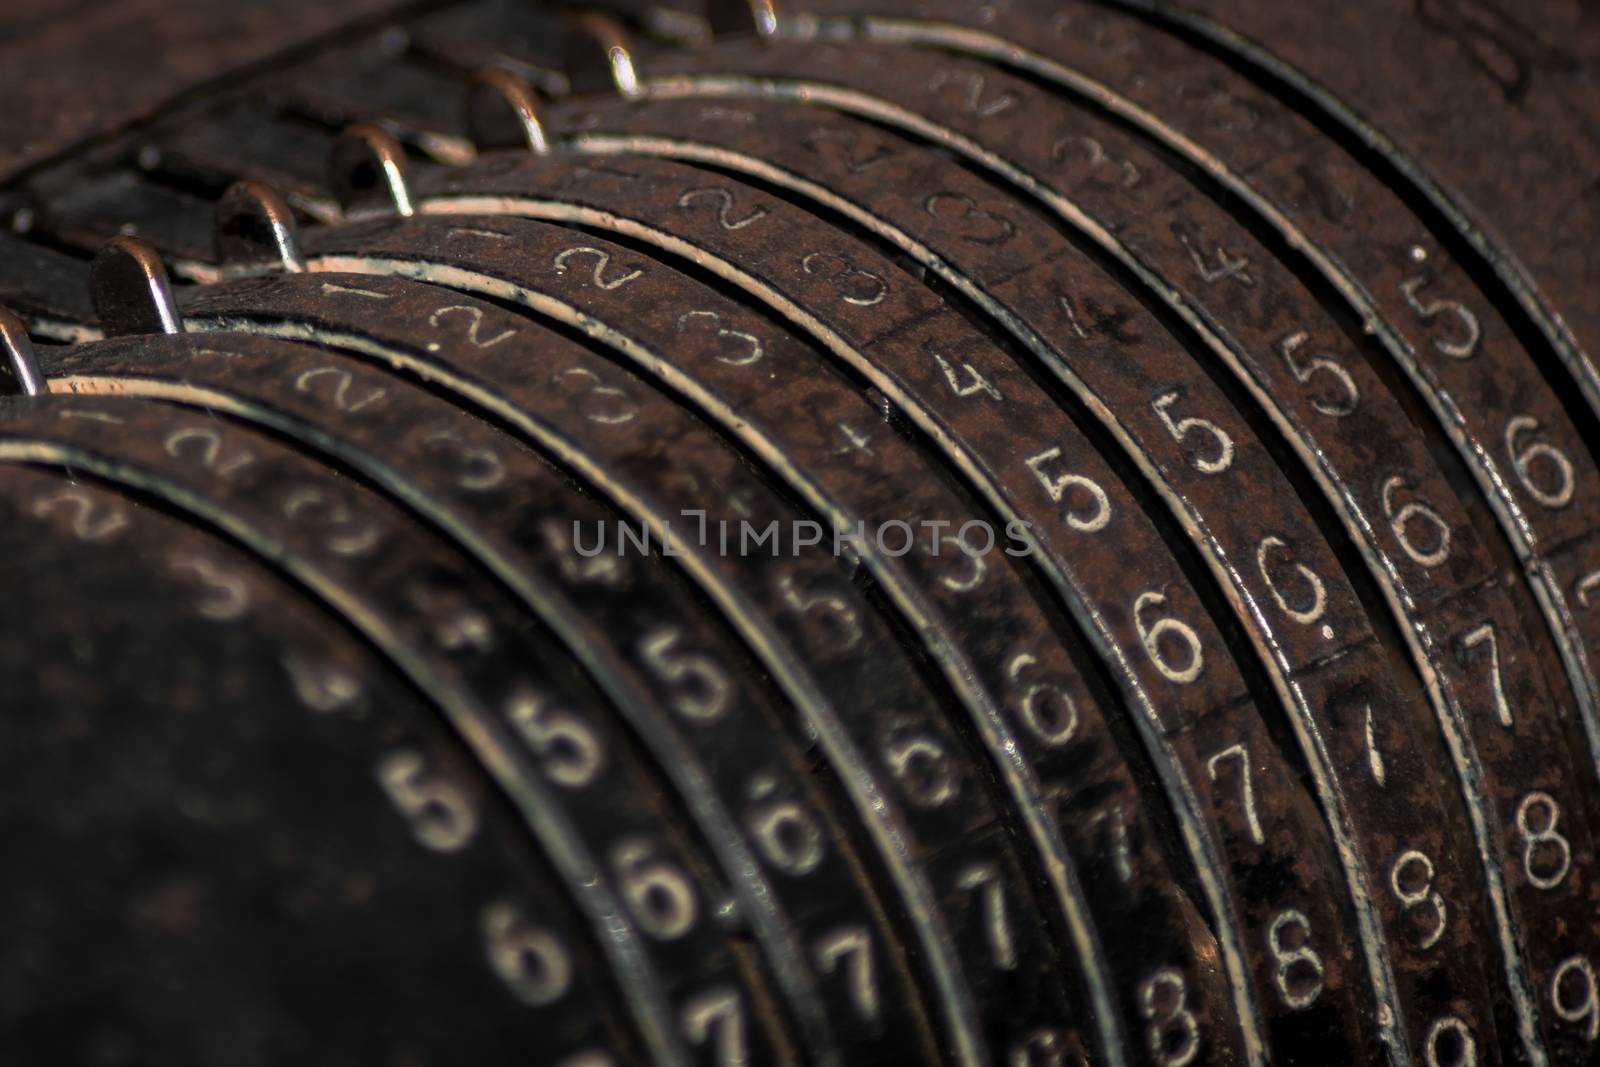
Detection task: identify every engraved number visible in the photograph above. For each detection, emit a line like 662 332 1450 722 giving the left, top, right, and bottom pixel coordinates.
1088 802 1135 884
1552 956 1599 1042
376 750 477 852
1276 331 1359 417
956 862 1018 970
1266 909 1325 1009
1206 743 1264 845
1381 475 1452 567
165 426 254 477
1025 446 1111 532
552 246 642 290
282 486 381 557
677 187 769 230
1391 849 1448 950
1425 1015 1476 1067
1178 232 1253 286
556 366 636 426
420 430 505 491
1139 967 1201 1067
1577 570 1600 608
777 573 863 650
1505 415 1576 509
1134 590 1205 684
639 627 731 722
428 305 518 349
1256 535 1328 627
682 988 746 1067
924 191 1016 246
507 690 604 789
884 727 960 808
1005 651 1079 746
926 340 1003 401
1011 1027 1073 1067
746 777 824 876
814 927 879 1020
294 365 385 413
800 251 887 307
168 555 249 621
926 69 1019 117
1516 791 1572 890
1152 390 1234 473
1401 276 1481 359
612 838 697 940
1052 134 1141 189
1458 623 1513 728
31 488 127 542
482 901 571 1006
676 310 764 366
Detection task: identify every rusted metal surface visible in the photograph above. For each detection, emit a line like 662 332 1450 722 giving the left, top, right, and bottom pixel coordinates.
0 454 641 1066
3 1 1600 1064
44 325 946 1067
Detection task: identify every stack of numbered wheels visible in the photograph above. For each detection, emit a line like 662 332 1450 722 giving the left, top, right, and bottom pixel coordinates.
2 1 1598 1064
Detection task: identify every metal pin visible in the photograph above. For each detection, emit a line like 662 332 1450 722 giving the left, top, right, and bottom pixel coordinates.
91 235 183 337
705 0 780 38
330 124 415 219
466 68 551 155
215 180 306 277
564 12 643 98
0 307 44 396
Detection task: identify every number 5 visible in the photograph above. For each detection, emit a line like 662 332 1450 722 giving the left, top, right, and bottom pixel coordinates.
1152 389 1234 473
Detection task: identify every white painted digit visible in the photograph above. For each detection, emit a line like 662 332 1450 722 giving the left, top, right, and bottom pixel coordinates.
1256 535 1328 627
1424 1015 1476 1067
639 627 731 722
1135 590 1205 684
612 838 698 940
682 987 747 1067
376 750 477 852
506 690 604 789
1516 791 1572 890
1382 475 1452 567
928 345 1003 400
1206 743 1264 846
1139 967 1201 1067
1401 274 1481 359
956 862 1017 970
1459 623 1513 728
1005 652 1079 747
552 246 642 290
1551 955 1599 1042
1266 908 1325 1009
1025 446 1111 532
1390 849 1448 950
1276 331 1359 416
1088 802 1135 884
1505 414 1576 508
482 901 571 1006
1152 389 1234 474
745 775 824 877
814 927 879 1020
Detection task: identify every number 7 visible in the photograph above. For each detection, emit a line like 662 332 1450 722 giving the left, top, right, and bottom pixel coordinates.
1206 743 1264 845
1459 623 1513 728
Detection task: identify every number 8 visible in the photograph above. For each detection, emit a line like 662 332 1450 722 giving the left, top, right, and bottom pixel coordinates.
1516 791 1572 890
